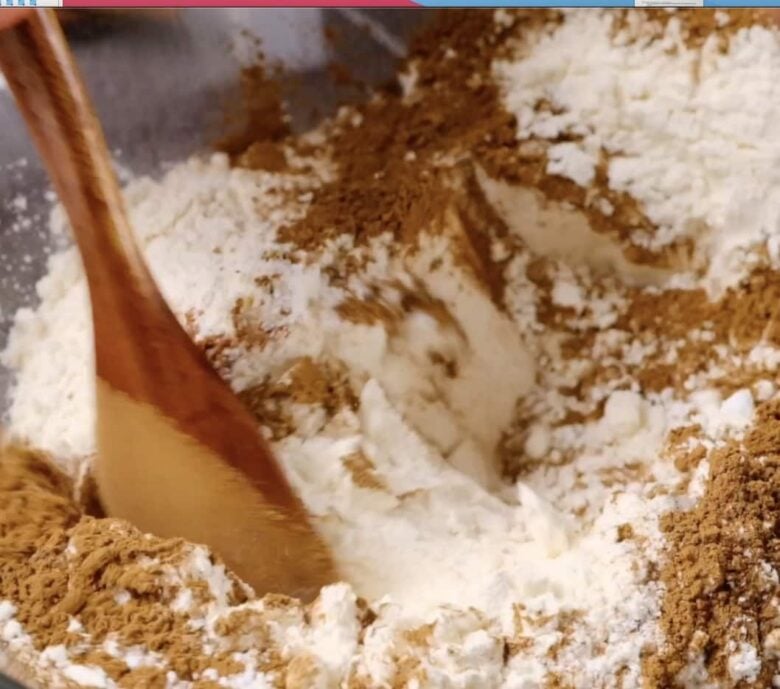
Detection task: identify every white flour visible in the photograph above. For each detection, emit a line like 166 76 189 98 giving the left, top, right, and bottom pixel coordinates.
2 151 674 687
0 159 743 688
494 10 780 295
2 9 780 689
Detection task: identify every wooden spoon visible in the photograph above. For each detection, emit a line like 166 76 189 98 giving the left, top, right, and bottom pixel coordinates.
0 10 336 601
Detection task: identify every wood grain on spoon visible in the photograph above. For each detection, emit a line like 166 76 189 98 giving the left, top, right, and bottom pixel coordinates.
0 10 336 600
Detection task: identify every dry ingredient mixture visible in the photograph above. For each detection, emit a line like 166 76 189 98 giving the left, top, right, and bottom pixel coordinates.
2 9 780 689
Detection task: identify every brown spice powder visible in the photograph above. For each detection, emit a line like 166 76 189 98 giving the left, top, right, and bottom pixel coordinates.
645 400 780 687
260 9 774 302
273 11 548 262
238 357 358 440
342 451 387 492
217 62 290 163
0 444 304 689
517 263 780 451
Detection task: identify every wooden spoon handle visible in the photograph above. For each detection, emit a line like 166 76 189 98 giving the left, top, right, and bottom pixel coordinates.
0 11 303 514
0 10 158 369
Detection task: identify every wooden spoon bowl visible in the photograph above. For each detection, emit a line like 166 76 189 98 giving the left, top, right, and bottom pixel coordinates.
0 10 336 600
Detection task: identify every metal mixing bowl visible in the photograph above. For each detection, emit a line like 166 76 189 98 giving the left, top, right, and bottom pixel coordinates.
0 672 25 689
0 9 426 687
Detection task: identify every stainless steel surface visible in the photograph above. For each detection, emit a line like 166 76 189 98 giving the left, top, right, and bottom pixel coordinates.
0 8 427 403
0 668 28 689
